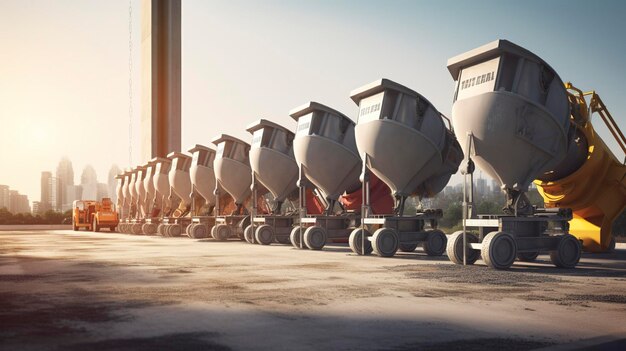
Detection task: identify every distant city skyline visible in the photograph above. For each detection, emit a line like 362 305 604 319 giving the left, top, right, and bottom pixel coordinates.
30 158 121 214
0 184 31 214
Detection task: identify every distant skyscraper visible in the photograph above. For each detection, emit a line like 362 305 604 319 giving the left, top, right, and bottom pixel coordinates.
81 165 97 185
9 190 18 212
56 157 74 211
40 171 57 213
9 190 30 214
0 185 9 210
80 165 98 200
32 201 40 215
108 164 121 203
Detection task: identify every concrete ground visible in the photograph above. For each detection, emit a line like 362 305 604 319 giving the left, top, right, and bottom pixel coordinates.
1 230 625 351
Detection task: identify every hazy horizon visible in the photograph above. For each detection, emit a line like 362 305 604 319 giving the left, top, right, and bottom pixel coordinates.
1 0 625 206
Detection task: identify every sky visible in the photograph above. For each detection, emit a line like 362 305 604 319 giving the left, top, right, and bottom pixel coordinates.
1 0 625 205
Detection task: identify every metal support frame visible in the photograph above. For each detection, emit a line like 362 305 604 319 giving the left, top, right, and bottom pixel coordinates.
461 133 476 266
297 164 306 249
360 153 370 255
250 172 257 244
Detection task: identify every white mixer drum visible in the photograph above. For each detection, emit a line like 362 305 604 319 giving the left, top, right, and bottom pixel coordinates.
247 119 298 202
211 134 252 205
289 102 361 200
152 157 172 208
447 39 571 192
350 79 461 198
189 144 217 207
167 152 192 207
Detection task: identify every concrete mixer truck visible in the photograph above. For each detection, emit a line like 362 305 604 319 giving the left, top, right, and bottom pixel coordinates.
349 79 463 258
119 168 138 234
159 152 193 237
152 157 175 236
245 119 300 245
186 144 217 239
445 39 625 269
211 134 254 241
129 165 148 235
139 160 162 235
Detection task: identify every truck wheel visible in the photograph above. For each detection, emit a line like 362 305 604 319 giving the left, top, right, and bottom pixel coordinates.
168 224 182 237
550 234 581 269
349 228 372 255
255 224 275 245
372 228 399 257
92 219 100 232
422 230 447 256
190 224 208 239
446 231 480 265
244 225 255 244
212 224 230 241
110 226 116 232
303 226 327 250
482 231 517 269
290 227 306 249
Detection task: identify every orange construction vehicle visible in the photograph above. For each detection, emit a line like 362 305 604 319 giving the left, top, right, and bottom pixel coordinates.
72 198 119 232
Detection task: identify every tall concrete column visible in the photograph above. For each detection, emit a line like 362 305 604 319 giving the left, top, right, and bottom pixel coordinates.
141 0 181 162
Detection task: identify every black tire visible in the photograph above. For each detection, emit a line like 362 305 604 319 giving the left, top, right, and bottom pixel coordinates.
304 226 327 250
110 226 116 232
131 223 143 235
186 223 195 237
372 228 399 257
168 224 182 237
517 251 540 262
446 231 479 265
482 231 517 270
255 224 274 245
550 234 581 269
422 229 447 256
142 223 156 235
290 227 307 249
244 225 255 244
212 224 230 241
190 224 208 239
349 228 372 255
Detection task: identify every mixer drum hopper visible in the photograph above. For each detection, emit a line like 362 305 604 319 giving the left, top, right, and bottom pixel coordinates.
350 79 462 198
290 102 361 201
189 144 217 207
152 157 172 205
128 169 138 203
143 162 156 201
135 166 147 215
167 152 192 206
212 134 252 205
122 170 132 210
247 119 299 203
447 39 571 193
